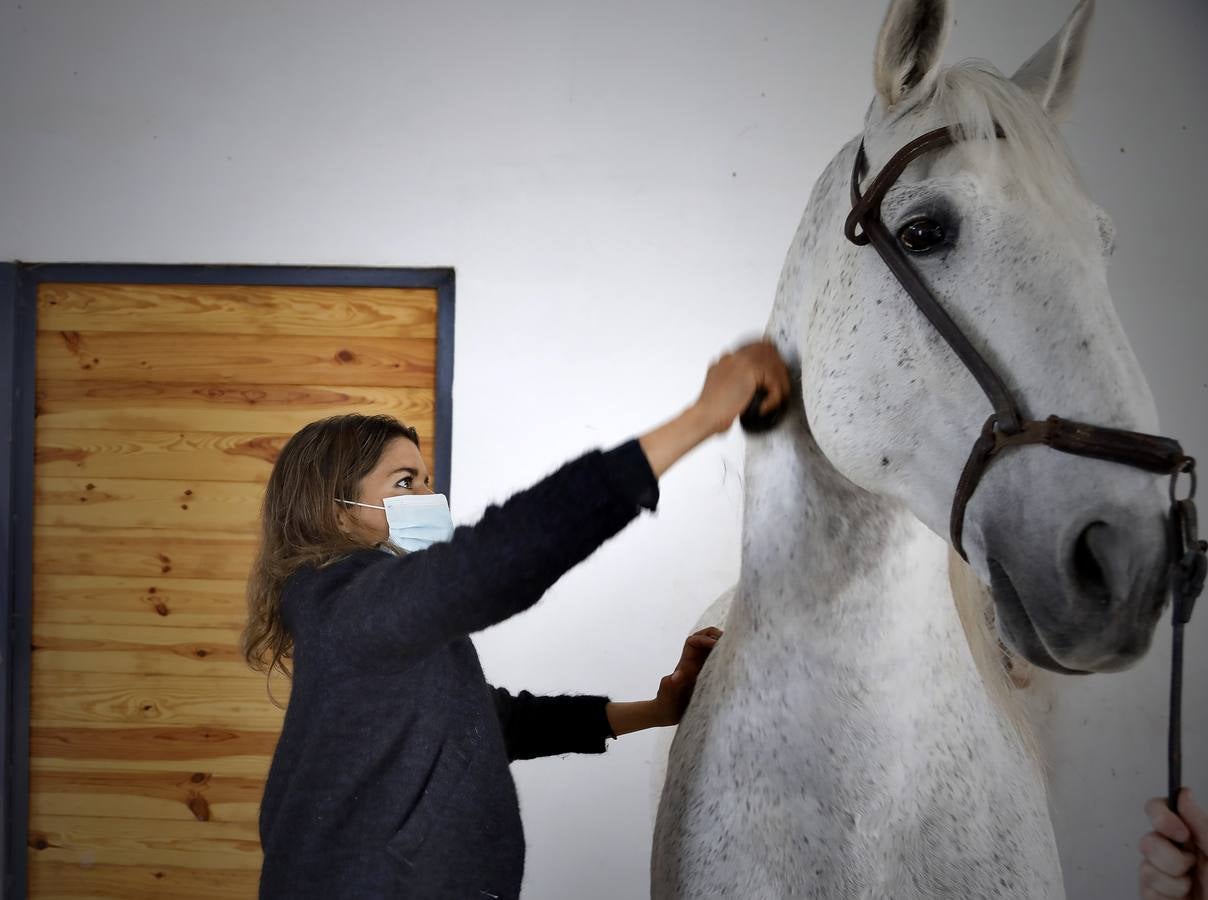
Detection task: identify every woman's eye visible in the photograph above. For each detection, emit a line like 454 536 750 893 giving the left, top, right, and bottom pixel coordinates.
898 217 948 253
396 476 413 489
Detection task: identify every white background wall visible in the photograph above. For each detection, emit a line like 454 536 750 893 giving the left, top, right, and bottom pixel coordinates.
2 1 1204 897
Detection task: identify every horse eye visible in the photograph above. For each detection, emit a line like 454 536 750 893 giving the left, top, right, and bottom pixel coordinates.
898 217 947 253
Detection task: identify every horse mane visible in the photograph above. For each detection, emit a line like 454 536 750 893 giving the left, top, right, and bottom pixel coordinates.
948 547 1045 768
926 60 1086 225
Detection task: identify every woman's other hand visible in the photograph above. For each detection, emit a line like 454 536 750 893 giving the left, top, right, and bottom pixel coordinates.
651 627 723 727
1140 789 1206 899
604 628 723 737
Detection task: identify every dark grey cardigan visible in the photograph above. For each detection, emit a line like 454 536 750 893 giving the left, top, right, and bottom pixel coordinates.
258 441 658 899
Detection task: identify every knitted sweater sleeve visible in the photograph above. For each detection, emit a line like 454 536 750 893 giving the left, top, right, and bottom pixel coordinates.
489 686 615 762
324 440 658 666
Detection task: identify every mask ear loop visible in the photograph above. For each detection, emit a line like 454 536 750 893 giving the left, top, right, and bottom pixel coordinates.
336 498 386 511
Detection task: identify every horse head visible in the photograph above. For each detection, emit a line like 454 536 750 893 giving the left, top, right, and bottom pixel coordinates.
795 0 1172 674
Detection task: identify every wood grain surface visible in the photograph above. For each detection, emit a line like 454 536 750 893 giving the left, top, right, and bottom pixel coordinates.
28 277 440 895
38 282 437 338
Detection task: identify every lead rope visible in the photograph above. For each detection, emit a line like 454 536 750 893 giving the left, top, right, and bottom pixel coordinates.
1168 459 1206 826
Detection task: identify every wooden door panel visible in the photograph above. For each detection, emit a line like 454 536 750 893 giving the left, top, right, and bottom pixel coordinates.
28 275 443 895
34 575 247 629
35 527 258 581
36 379 434 435
35 477 263 534
29 860 260 900
36 429 287 483
39 282 438 338
30 769 263 823
29 814 263 869
31 726 279 775
37 332 436 387
33 623 250 679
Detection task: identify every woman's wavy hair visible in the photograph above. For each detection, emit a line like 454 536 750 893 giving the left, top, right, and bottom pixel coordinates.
242 414 420 692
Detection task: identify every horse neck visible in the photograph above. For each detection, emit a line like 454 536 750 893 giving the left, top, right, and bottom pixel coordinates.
735 137 972 675
738 412 943 622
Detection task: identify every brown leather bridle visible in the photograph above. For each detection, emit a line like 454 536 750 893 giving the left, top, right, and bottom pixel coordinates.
843 124 1206 814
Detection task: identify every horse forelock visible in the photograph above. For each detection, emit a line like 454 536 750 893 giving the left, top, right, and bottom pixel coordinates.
871 60 1090 231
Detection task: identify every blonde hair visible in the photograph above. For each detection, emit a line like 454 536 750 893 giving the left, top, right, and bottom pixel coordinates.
948 547 1041 764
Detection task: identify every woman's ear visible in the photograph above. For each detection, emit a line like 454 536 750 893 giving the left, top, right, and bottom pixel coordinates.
873 0 951 110
334 501 352 536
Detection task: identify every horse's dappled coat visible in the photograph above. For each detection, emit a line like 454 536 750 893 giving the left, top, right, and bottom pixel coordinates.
652 1 1171 897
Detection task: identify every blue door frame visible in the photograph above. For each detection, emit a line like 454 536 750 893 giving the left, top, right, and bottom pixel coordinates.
0 263 455 898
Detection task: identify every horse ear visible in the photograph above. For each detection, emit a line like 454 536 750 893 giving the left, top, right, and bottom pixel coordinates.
873 0 951 109
1010 0 1094 119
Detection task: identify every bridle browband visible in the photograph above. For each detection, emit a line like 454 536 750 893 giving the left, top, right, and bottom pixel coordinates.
843 124 1206 814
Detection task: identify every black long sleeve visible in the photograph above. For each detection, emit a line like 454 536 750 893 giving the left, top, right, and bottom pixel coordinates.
312 439 659 672
489 686 615 762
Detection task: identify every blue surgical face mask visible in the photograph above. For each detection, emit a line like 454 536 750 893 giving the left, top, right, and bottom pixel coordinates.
338 493 454 552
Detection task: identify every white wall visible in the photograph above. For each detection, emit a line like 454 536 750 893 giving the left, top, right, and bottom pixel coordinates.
2 1 1204 897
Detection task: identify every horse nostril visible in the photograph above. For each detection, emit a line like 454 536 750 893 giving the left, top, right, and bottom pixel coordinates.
1071 521 1112 604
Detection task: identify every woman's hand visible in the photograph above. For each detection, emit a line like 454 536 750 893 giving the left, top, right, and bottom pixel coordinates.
694 341 792 436
604 628 723 737
1140 789 1206 899
651 627 723 727
639 340 792 479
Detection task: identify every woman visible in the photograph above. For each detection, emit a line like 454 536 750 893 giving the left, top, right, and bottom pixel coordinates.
242 340 791 899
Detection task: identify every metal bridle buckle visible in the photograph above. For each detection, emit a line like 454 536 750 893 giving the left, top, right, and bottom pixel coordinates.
1168 457 1197 507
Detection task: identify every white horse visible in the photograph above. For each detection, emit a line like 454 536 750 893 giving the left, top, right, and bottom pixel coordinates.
653 0 1173 897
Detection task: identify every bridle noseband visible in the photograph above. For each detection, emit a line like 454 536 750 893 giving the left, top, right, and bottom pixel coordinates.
844 124 1206 814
